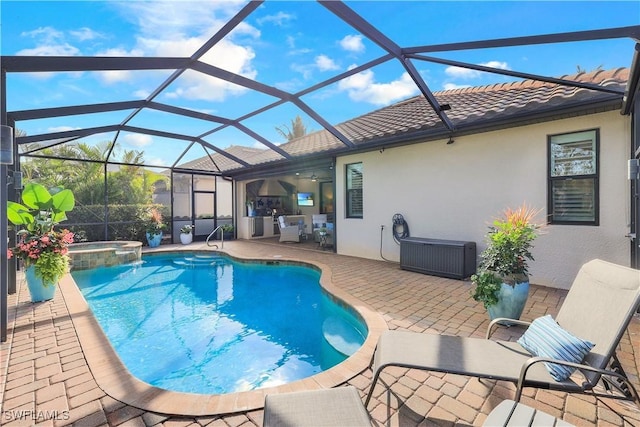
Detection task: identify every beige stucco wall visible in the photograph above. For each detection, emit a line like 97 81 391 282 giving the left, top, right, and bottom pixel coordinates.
334 111 631 289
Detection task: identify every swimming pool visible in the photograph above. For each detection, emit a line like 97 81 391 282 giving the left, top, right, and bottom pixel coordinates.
71 252 367 395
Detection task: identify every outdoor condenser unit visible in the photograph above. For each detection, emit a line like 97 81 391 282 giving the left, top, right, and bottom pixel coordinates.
400 237 477 280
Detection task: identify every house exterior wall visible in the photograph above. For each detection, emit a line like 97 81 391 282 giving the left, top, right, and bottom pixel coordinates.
334 111 631 289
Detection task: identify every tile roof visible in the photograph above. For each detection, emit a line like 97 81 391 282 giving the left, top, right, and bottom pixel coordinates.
186 68 629 174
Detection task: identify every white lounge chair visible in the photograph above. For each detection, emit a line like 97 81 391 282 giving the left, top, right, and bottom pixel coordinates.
278 215 301 243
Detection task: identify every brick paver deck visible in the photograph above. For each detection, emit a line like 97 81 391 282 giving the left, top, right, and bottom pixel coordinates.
1 239 639 426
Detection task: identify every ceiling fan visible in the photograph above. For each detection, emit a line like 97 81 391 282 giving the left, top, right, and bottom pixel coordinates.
299 172 332 182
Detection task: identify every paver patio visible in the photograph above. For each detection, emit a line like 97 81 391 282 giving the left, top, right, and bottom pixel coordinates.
1 239 639 426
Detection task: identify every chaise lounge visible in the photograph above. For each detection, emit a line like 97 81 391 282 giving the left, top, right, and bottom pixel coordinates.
365 258 640 408
263 387 575 426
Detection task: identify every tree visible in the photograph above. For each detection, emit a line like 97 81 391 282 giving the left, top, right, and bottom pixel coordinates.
275 115 308 141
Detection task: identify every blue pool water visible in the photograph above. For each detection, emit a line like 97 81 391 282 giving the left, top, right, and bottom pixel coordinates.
71 253 367 394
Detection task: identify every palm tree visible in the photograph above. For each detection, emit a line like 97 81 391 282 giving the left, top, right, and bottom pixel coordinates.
275 115 308 141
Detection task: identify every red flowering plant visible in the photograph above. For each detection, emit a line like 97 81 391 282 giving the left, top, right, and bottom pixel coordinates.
7 183 75 286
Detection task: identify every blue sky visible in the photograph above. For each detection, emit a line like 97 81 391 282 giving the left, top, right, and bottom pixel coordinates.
1 1 638 167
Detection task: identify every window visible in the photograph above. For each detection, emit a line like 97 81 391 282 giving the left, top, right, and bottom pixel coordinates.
548 129 599 225
346 162 363 218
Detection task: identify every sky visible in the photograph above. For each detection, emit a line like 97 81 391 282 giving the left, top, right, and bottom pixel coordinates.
1 1 639 167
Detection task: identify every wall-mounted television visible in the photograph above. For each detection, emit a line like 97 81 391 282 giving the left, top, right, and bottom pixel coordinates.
297 192 314 206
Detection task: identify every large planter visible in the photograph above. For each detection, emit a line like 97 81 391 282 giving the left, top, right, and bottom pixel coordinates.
180 233 193 245
24 266 57 302
487 280 530 323
146 231 163 247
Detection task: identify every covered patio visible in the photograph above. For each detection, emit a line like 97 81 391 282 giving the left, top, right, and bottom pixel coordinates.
1 240 639 426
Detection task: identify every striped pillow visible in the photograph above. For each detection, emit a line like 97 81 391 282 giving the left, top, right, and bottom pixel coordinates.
517 315 594 381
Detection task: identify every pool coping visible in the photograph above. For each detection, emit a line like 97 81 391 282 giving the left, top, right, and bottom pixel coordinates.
59 246 388 416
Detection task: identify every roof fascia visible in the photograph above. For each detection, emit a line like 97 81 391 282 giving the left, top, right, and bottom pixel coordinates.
228 95 623 179
405 25 640 54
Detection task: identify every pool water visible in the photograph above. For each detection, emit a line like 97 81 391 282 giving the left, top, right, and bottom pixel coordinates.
71 253 367 394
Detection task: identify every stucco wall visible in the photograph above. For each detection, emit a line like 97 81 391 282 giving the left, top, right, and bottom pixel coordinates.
334 111 631 289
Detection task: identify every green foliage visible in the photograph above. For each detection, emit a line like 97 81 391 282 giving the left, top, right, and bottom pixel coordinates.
477 204 542 281
472 204 542 308
221 224 234 232
34 251 69 286
7 183 75 235
180 224 194 234
145 207 167 236
20 142 167 207
64 203 169 242
470 271 502 309
7 182 76 285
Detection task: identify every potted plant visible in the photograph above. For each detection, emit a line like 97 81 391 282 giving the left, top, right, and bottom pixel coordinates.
221 223 234 240
471 203 542 322
145 207 166 247
6 183 75 302
180 224 194 245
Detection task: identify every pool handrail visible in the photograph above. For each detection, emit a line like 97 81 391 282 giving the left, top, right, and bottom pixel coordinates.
206 225 223 249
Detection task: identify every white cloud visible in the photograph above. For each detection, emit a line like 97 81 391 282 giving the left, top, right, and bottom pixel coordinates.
69 27 104 42
48 126 79 133
338 67 418 106
143 155 169 167
134 89 151 98
315 55 339 72
483 61 509 70
445 61 510 79
340 35 365 53
112 2 259 102
256 11 295 27
17 44 79 56
21 27 64 43
123 133 153 147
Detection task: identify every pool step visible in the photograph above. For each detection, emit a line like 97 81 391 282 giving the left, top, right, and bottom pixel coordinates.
172 255 220 267
322 316 365 356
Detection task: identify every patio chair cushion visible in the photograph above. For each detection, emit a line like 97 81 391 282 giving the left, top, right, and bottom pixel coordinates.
517 315 594 381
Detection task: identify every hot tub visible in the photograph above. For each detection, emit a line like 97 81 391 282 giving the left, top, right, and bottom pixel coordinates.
68 241 142 270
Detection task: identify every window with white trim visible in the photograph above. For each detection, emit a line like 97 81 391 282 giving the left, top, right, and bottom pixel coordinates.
548 129 599 225
346 162 363 218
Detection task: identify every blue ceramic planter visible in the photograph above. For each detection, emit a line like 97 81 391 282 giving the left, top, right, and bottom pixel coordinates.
487 280 530 322
25 266 57 302
146 231 163 247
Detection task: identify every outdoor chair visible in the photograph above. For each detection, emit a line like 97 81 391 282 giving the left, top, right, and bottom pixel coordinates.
312 214 328 242
365 259 640 409
278 215 301 243
262 386 575 426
